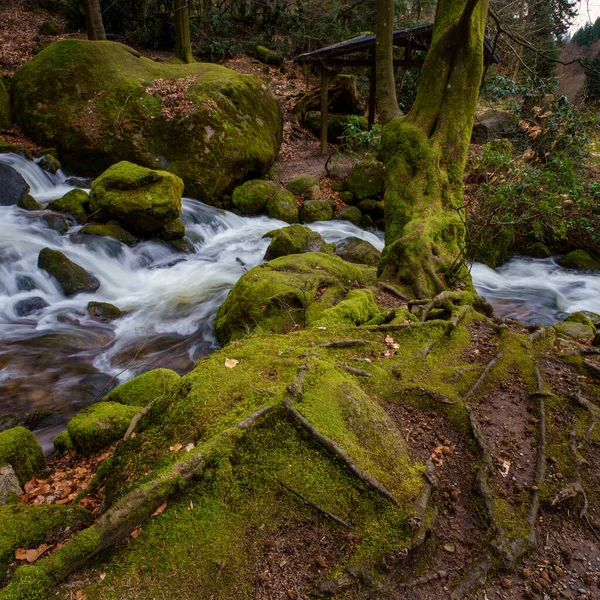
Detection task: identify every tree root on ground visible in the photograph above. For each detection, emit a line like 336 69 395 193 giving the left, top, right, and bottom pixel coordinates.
464 348 506 402
340 365 372 378
393 386 456 405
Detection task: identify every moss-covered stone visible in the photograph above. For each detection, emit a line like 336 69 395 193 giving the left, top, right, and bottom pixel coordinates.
334 205 362 226
265 189 298 223
37 154 61 174
78 223 136 245
263 225 334 260
0 427 44 485
340 190 356 205
557 250 600 271
553 321 595 340
53 430 73 453
103 369 181 407
11 40 282 204
356 198 384 219
286 174 320 196
67 402 140 454
256 45 282 66
232 179 279 215
473 225 515 268
167 237 196 254
41 213 68 234
46 189 88 224
0 504 90 578
155 218 185 241
334 236 381 266
304 111 368 143
38 20 60 36
17 194 40 211
346 161 385 200
300 199 333 222
89 161 183 236
0 77 13 130
87 301 122 323
38 248 100 296
215 252 376 341
527 242 551 258
303 184 321 201
563 311 596 330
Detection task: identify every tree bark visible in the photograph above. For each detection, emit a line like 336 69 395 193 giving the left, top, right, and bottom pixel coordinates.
379 0 489 298
375 0 402 124
174 0 194 64
84 0 106 41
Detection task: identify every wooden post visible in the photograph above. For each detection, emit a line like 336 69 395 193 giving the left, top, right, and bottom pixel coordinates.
368 61 376 129
320 67 329 155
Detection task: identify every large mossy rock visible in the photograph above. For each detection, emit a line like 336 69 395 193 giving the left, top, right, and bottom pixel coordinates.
300 199 334 222
232 179 279 215
286 174 320 196
215 252 377 342
89 161 183 236
263 225 334 260
0 78 13 130
38 248 100 296
265 189 298 223
557 249 600 271
78 223 136 245
346 161 385 201
0 163 30 206
0 427 44 485
46 189 89 224
11 40 282 203
103 369 181 406
334 236 381 267
256 45 282 66
67 402 140 455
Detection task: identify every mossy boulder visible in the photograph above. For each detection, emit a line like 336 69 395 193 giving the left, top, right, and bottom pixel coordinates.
346 161 385 200
300 199 333 223
473 225 515 268
0 162 29 206
78 223 136 245
0 427 44 485
340 190 356 205
67 402 140 454
17 194 40 211
263 225 334 260
38 248 100 296
103 369 181 407
89 161 183 236
334 236 381 267
553 321 595 340
38 154 61 174
52 430 73 453
0 504 90 578
256 45 282 66
167 237 196 254
38 20 60 36
215 252 376 341
356 198 384 219
286 174 320 196
527 242 551 258
303 184 322 201
334 205 362 226
0 77 13 130
154 219 185 241
87 301 122 323
557 250 600 271
265 189 298 223
41 213 69 234
563 311 596 330
11 40 282 203
46 189 89 224
304 111 368 143
232 179 279 215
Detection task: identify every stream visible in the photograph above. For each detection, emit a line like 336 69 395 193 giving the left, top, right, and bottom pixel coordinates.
1 153 599 452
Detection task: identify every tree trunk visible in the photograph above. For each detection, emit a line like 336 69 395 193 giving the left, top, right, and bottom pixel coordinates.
174 0 194 64
375 0 402 124
379 0 489 298
84 0 106 41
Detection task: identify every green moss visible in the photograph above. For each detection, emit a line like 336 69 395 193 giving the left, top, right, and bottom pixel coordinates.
334 237 380 266
79 223 136 245
67 402 140 455
37 248 100 296
558 249 600 270
304 112 368 143
89 161 183 235
346 161 385 200
256 45 282 66
527 241 551 258
553 321 595 340
11 40 281 204
473 225 515 268
563 311 596 329
265 189 298 223
0 504 91 578
286 174 320 196
103 369 180 406
300 199 334 223
17 194 40 211
0 78 12 130
53 430 73 453
0 427 44 485
315 289 385 327
263 225 334 260
47 189 89 224
334 205 363 226
0 565 54 600
231 179 279 215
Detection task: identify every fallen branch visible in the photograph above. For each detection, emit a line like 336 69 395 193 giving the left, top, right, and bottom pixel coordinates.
394 386 456 405
282 399 399 506
340 365 372 378
464 349 506 402
287 364 309 400
277 479 354 529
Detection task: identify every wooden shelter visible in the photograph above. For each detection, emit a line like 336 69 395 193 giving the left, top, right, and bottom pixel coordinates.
293 24 501 152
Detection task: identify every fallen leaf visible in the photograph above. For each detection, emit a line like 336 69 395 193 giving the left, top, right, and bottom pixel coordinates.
316 557 328 567
224 358 239 368
152 501 167 516
184 442 195 453
169 443 183 452
15 548 27 561
188 500 194 510
130 525 142 539
76 591 87 600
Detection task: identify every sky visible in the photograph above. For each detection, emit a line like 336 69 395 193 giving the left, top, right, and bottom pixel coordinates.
571 0 600 32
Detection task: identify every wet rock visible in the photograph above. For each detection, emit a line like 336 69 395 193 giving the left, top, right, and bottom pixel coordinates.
14 296 49 317
16 275 37 291
41 213 69 234
47 189 88 223
286 174 320 196
0 464 23 504
554 321 595 341
232 180 279 215
265 189 298 224
103 368 181 406
0 162 30 206
87 301 122 323
528 241 551 258
38 248 100 296
154 219 185 241
558 249 600 271
334 237 381 267
300 199 334 222
333 206 362 226
78 223 135 246
17 194 41 211
89 161 183 236
356 198 385 219
346 161 384 200
263 225 334 260
38 153 61 174
166 237 196 254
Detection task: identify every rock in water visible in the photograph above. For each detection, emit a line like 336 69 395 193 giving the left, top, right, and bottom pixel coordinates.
89 161 183 236
11 40 282 203
38 248 100 296
14 296 49 317
0 162 30 206
263 225 334 260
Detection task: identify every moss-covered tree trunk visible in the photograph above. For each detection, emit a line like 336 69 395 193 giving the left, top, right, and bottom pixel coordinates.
83 0 106 40
174 0 194 64
378 0 488 298
375 0 402 124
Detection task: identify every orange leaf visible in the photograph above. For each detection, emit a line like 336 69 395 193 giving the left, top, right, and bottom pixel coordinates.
130 525 142 539
169 443 182 452
152 501 167 517
76 591 87 600
15 548 27 561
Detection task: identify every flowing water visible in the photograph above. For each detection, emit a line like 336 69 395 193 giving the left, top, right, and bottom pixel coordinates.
1 153 599 452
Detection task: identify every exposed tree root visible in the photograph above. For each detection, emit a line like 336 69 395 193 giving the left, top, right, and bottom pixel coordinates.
317 339 368 349
287 364 309 400
572 391 600 440
123 399 157 441
376 282 409 302
277 479 354 529
583 359 600 380
340 365 372 378
420 291 493 322
281 399 400 506
528 325 547 343
394 386 456 405
464 348 506 402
